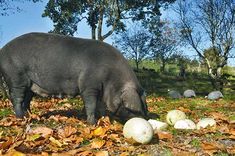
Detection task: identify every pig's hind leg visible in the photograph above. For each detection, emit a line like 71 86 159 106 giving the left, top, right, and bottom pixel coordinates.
7 74 31 118
22 90 34 114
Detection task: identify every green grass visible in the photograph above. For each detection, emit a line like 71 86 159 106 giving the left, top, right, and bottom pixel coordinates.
128 59 235 97
0 108 13 119
190 138 201 148
134 67 235 97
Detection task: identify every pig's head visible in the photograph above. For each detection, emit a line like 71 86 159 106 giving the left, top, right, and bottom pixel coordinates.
111 84 149 122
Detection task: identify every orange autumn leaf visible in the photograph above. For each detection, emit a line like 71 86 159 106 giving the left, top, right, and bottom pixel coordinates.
178 107 192 113
105 140 113 147
201 142 219 150
95 150 109 156
230 128 235 136
97 116 111 127
91 139 106 149
157 131 173 140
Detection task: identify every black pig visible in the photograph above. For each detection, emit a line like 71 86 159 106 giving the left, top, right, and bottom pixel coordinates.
0 33 148 124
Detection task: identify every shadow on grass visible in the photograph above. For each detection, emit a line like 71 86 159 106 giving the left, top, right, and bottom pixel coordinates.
136 69 234 97
41 109 86 120
40 109 159 124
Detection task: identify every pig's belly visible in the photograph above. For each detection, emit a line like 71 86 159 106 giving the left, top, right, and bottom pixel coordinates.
30 83 79 98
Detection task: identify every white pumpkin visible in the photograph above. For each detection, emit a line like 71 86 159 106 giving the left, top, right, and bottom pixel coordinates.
148 119 168 131
174 119 196 129
123 117 154 144
197 118 216 129
166 110 187 125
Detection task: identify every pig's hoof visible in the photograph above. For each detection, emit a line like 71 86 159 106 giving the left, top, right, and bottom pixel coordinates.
87 116 96 125
147 112 159 119
15 112 26 118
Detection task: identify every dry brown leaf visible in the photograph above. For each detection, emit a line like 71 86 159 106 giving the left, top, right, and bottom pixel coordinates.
0 137 13 150
120 152 130 156
209 112 228 121
97 116 111 127
173 151 196 156
95 150 109 156
157 131 173 140
28 126 53 138
0 116 26 127
219 125 230 134
230 128 235 136
49 115 69 122
110 122 123 132
58 125 77 138
201 142 219 150
201 141 222 155
51 147 91 156
76 150 93 156
178 107 192 113
227 147 235 154
109 134 121 143
91 139 106 149
29 152 49 156
229 135 235 139
28 113 41 121
105 140 113 147
51 150 79 156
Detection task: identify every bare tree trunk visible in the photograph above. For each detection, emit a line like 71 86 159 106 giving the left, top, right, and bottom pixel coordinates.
207 65 224 91
98 7 104 41
160 59 166 73
91 26 96 40
135 60 139 71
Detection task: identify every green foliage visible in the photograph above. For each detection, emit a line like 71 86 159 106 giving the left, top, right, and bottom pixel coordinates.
203 47 221 70
42 0 175 39
161 148 173 156
0 0 40 16
215 152 229 156
0 108 13 119
190 138 200 148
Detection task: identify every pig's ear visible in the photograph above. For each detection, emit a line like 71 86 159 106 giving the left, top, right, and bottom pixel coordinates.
121 88 142 112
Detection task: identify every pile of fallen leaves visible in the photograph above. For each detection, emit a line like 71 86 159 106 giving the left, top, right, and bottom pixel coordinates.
0 97 234 155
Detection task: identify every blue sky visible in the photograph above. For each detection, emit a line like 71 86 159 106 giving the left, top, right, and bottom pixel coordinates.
0 1 234 66
0 1 100 47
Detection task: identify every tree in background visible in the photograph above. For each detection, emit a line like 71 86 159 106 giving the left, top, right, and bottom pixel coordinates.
0 0 39 16
42 0 175 40
114 24 151 71
175 0 235 91
145 19 180 72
